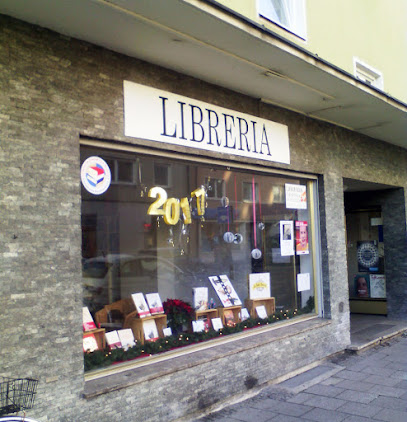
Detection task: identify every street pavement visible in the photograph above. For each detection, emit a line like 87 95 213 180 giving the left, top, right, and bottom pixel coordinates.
194 333 407 422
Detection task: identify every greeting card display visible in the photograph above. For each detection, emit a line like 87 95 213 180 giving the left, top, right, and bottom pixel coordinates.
117 328 136 350
105 330 122 350
211 317 224 331
239 308 250 321
131 293 151 318
209 275 242 307
83 333 98 352
192 287 208 311
255 305 268 319
249 273 271 299
163 327 173 337
192 320 205 333
143 319 159 342
146 293 164 314
82 307 97 331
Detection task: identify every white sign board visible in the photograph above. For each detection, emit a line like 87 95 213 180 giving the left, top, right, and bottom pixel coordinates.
124 81 290 165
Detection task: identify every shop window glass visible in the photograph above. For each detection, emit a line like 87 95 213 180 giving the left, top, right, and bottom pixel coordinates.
81 146 318 363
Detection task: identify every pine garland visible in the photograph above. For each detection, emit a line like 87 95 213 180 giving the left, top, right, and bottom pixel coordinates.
84 306 312 372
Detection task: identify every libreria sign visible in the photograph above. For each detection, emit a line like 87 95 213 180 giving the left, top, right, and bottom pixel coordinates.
123 81 290 164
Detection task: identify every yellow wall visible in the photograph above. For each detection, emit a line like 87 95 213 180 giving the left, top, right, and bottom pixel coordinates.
214 0 407 103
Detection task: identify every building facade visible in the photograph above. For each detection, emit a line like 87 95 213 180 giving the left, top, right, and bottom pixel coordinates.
1 1 406 421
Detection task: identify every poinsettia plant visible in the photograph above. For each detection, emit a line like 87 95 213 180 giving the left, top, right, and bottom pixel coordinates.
163 298 194 331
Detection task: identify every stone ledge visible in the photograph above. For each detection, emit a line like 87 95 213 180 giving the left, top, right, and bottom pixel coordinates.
83 316 330 398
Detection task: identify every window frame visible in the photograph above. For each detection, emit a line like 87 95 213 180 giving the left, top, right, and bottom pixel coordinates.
258 0 307 40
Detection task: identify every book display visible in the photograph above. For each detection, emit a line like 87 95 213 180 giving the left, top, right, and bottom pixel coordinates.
83 307 97 331
211 317 223 331
255 305 268 319
143 319 160 342
244 297 275 319
117 328 136 350
83 333 99 353
105 330 122 349
209 275 242 307
131 293 151 318
192 287 208 311
145 293 164 315
249 273 271 300
223 309 236 327
218 305 241 326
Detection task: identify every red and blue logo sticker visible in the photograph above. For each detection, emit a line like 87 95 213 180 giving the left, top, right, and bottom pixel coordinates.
81 156 111 195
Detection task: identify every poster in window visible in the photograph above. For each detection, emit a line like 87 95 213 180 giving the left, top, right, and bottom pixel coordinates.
209 275 242 307
297 273 310 292
357 241 380 272
280 220 294 256
295 221 309 255
285 184 307 209
354 274 370 298
369 274 386 298
249 273 271 299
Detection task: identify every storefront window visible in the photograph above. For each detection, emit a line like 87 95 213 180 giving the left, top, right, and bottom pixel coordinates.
81 145 318 364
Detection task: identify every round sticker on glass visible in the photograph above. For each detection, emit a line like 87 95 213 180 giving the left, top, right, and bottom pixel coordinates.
81 156 111 195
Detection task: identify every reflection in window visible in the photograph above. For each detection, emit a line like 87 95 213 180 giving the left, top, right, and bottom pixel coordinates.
81 146 317 354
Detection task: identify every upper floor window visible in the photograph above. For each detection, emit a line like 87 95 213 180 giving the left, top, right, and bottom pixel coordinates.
258 0 307 40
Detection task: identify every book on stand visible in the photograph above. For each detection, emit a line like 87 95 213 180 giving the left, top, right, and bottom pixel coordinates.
131 293 151 318
146 293 164 314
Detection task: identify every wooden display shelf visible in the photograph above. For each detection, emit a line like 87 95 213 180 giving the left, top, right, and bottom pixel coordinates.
123 312 167 345
193 308 218 320
217 305 241 326
245 297 275 319
83 328 106 350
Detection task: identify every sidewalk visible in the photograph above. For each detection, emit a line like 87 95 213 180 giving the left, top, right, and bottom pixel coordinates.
194 332 407 422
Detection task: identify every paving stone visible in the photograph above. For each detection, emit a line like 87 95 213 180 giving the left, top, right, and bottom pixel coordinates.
391 370 407 380
373 408 407 422
336 401 383 418
364 374 400 387
287 392 316 404
334 369 367 381
320 377 343 386
301 407 347 422
335 389 378 404
369 395 407 411
227 406 276 422
340 416 372 422
360 366 396 377
370 384 406 398
303 384 344 397
249 398 312 417
334 379 374 392
394 379 407 389
301 395 346 411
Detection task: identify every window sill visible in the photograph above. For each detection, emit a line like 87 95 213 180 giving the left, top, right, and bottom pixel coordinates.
83 315 329 398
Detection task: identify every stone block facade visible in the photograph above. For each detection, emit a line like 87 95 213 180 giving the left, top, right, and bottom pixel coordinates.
1 15 406 422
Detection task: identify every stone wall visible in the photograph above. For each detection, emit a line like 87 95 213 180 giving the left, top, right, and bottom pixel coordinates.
1 15 406 422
